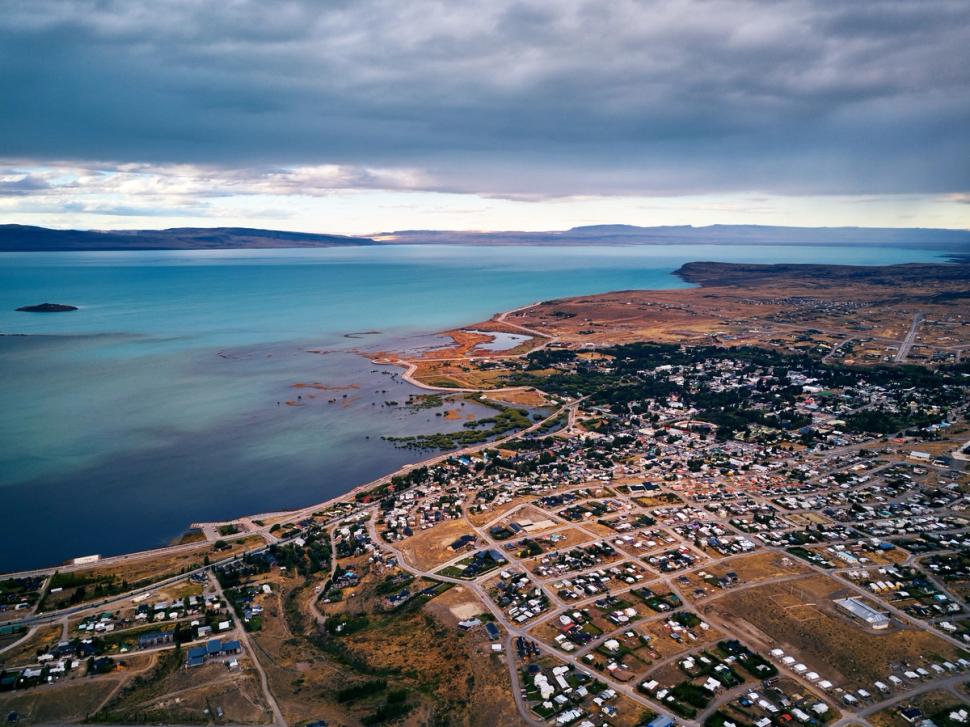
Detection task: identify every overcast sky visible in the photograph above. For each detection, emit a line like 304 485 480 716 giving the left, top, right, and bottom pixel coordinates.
1 0 968 233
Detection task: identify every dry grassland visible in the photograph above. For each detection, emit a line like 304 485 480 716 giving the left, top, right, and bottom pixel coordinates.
483 387 551 407
707 576 966 689
705 551 812 584
0 677 119 724
0 625 61 668
251 567 519 727
95 651 271 725
467 495 536 526
397 519 479 571
42 536 264 612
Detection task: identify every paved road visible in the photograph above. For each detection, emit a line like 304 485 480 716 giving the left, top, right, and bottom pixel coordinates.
0 625 36 657
822 336 857 364
894 311 924 363
5 550 261 630
4 531 255 580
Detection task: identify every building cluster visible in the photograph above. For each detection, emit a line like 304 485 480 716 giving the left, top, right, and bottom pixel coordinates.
489 569 551 624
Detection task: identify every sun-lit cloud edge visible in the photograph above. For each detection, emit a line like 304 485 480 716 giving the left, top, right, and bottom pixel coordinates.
1 159 968 236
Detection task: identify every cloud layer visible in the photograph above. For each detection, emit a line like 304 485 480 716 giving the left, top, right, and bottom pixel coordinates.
1 0 967 204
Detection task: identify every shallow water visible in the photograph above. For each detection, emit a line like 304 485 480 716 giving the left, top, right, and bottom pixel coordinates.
0 243 947 570
464 329 532 351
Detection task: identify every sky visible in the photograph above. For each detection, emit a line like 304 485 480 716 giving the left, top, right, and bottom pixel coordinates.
1 0 968 234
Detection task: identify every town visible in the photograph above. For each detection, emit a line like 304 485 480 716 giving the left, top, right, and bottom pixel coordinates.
2 283 969 727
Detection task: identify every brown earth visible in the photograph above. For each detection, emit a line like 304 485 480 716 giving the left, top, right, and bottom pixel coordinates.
0 677 119 724
0 625 62 668
93 649 271 725
392 261 970 389
397 519 480 571
705 575 966 690
250 564 520 727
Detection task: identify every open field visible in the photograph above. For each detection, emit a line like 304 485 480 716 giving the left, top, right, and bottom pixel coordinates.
467 495 536 526
404 358 519 389
247 577 353 726
605 694 657 727
0 676 120 724
248 562 520 727
493 504 561 535
706 576 967 689
396 519 479 571
681 551 812 601
483 387 551 407
93 649 271 725
511 262 970 353
424 584 490 624
173 529 207 545
514 526 596 559
0 625 61 668
575 520 625 538
637 614 723 663
705 550 811 583
633 493 684 509
388 260 970 390
341 605 521 726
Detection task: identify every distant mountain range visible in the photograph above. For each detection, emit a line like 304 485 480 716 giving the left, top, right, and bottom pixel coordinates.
376 224 970 248
2 223 969 251
0 225 376 251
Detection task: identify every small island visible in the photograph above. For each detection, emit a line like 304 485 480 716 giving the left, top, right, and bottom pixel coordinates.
15 302 78 312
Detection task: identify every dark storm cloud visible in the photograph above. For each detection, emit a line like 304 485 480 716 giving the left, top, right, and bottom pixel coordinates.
0 0 967 197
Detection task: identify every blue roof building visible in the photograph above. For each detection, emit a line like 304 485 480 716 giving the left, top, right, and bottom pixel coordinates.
186 645 207 667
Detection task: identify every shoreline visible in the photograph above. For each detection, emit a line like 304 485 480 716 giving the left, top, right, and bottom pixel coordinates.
0 300 567 578
0 394 571 580
5 257 968 577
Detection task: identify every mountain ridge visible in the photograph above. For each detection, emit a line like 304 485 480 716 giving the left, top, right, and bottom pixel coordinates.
0 225 377 251
377 223 970 247
2 223 969 251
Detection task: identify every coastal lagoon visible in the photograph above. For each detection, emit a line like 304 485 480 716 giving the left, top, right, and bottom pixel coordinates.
0 243 948 570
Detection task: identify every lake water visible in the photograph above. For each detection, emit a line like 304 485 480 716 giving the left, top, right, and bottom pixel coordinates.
464 330 532 351
0 243 948 570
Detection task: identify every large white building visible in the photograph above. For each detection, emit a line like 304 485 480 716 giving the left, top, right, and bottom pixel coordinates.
835 597 890 629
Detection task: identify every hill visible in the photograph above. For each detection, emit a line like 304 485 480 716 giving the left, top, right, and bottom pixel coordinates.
4 223 969 252
0 225 377 251
376 224 970 248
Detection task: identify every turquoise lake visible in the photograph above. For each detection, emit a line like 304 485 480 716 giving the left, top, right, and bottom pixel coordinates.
0 243 949 570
